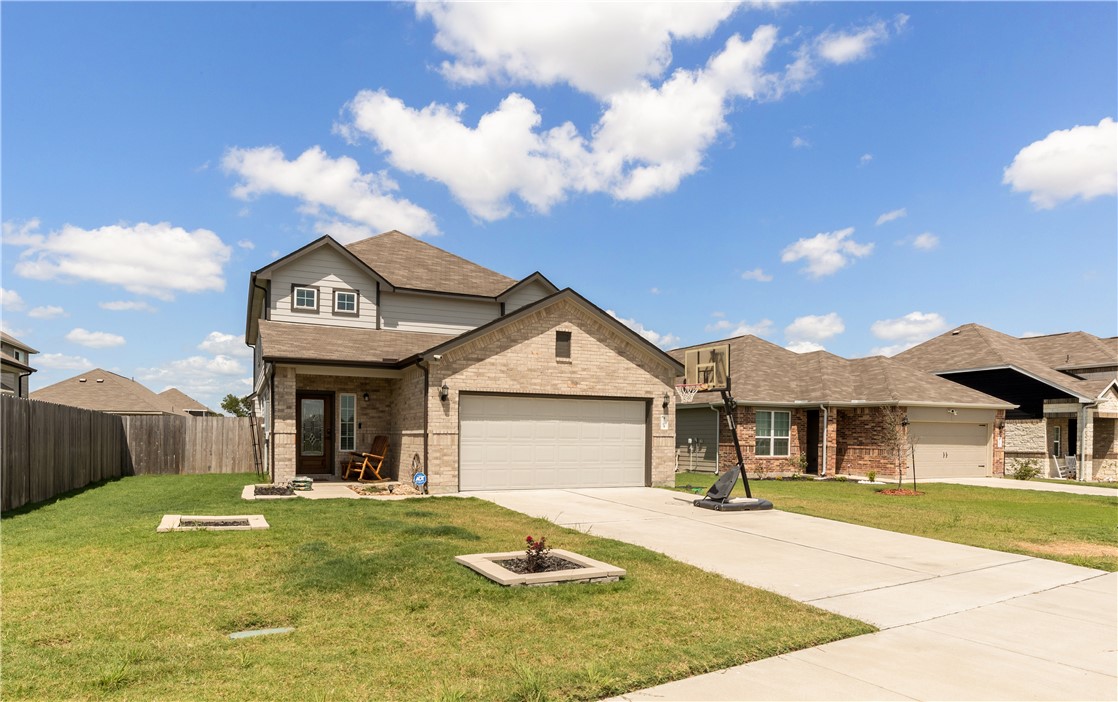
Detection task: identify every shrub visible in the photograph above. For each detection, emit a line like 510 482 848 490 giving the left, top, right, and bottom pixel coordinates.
866 471 877 483
1010 458 1040 481
524 535 551 572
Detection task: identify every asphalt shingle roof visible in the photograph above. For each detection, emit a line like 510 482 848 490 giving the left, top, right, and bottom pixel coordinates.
258 320 455 365
894 323 1114 400
346 230 517 297
30 369 176 414
1018 331 1118 370
158 388 215 415
669 335 1011 407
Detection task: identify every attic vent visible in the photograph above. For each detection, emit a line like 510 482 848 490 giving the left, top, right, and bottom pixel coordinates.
951 330 961 336
96 379 104 383
79 378 87 382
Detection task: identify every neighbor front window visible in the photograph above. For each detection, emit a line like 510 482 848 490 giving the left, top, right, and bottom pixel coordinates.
340 394 356 452
293 286 318 310
1052 426 1061 457
334 290 358 314
755 410 790 456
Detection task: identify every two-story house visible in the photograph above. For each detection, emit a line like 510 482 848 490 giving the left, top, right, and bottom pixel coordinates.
244 230 682 493
1 332 38 398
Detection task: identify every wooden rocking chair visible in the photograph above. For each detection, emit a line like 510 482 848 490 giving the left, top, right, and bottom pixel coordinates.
344 435 390 482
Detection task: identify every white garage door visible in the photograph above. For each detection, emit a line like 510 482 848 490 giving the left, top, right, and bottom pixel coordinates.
909 422 990 478
459 395 647 491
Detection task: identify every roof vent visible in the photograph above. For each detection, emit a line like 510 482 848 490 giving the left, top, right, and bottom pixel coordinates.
96 379 105 383
951 330 961 336
79 378 87 382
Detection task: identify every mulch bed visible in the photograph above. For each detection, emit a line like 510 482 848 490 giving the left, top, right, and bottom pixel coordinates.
255 485 294 496
878 489 925 496
179 519 250 528
495 556 581 574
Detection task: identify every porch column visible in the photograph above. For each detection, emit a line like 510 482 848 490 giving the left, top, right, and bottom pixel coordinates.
1080 405 1094 482
823 408 838 476
272 366 297 484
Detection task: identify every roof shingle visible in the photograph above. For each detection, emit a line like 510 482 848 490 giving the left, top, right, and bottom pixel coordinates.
258 320 455 365
346 230 516 297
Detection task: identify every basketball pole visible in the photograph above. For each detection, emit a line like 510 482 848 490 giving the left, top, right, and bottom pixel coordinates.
720 377 754 499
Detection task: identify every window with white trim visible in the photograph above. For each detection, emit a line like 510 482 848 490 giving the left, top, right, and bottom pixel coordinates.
293 286 318 311
339 394 356 452
1052 425 1061 457
755 410 790 456
334 290 358 315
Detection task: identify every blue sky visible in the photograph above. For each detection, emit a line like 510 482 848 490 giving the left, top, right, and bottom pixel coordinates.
3 1 1116 413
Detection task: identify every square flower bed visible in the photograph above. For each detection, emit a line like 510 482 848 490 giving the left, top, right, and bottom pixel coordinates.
456 549 625 587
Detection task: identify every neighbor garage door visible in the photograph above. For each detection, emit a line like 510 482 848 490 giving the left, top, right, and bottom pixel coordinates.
909 421 990 478
459 395 647 490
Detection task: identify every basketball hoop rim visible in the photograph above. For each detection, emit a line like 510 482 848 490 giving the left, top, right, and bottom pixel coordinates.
674 383 707 403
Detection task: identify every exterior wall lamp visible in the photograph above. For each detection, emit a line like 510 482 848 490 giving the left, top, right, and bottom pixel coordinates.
362 392 370 402
439 382 449 402
662 392 671 410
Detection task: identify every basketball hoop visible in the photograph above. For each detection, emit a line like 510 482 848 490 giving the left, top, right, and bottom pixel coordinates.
675 383 705 404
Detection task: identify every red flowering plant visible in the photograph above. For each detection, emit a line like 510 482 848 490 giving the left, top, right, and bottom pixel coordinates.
524 535 551 572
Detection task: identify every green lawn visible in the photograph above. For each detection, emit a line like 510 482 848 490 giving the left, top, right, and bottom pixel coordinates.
2 475 871 701
677 472 1118 572
1027 477 1118 489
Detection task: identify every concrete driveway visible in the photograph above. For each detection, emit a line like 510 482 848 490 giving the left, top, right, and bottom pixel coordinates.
472 487 1117 701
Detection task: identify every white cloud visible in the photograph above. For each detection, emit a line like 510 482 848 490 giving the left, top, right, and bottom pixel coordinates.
339 9 902 222
781 227 873 278
0 288 25 312
0 319 28 338
198 331 252 358
314 219 375 243
606 310 680 349
859 153 873 166
236 239 255 250
786 341 826 353
741 267 773 282
5 220 230 300
869 311 948 356
785 313 845 343
875 207 907 225
912 232 939 250
136 355 251 413
791 136 810 149
222 145 438 239
1002 117 1118 209
66 328 125 348
816 17 902 64
35 353 93 371
100 300 157 313
28 305 66 319
417 2 742 99
650 287 661 295
705 318 774 338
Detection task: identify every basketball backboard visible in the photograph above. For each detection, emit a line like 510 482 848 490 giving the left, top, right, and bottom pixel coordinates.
683 343 729 390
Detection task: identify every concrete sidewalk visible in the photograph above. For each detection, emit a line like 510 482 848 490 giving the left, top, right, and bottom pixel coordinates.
473 487 1117 701
923 476 1118 497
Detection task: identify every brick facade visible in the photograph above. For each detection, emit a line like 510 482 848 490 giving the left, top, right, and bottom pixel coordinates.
268 298 677 492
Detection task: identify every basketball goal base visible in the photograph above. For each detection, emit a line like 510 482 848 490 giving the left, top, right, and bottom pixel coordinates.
693 496 773 512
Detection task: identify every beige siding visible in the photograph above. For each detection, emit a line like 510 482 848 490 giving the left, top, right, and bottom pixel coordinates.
380 291 499 334
503 279 553 313
269 247 378 329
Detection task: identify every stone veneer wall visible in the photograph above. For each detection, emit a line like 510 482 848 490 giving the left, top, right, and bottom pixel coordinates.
1004 418 1046 473
424 298 677 494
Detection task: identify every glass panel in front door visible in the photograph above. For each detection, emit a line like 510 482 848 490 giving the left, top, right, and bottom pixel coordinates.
301 399 325 456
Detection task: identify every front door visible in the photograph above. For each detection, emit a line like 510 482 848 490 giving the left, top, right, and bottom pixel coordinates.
297 392 334 474
805 410 820 474
1067 418 1077 456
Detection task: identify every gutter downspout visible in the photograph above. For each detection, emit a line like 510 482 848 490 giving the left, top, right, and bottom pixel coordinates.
418 358 430 480
820 404 829 477
17 371 32 397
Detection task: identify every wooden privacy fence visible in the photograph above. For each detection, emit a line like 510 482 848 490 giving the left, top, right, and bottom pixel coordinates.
1 396 257 512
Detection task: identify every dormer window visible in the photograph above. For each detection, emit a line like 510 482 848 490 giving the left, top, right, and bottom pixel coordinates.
292 285 319 312
333 289 359 316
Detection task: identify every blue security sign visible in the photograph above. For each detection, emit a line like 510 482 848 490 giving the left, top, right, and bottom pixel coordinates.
413 472 427 486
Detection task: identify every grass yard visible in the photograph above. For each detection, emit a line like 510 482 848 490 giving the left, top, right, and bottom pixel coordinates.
2 474 871 701
677 472 1118 572
1027 477 1118 489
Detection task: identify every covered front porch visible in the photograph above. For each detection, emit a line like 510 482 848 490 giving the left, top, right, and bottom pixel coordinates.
1043 393 1118 482
268 364 426 484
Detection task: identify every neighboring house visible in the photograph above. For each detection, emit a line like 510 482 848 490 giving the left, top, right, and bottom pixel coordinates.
671 335 1013 479
896 324 1118 481
30 369 206 416
158 388 219 417
1 332 37 398
245 230 682 493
